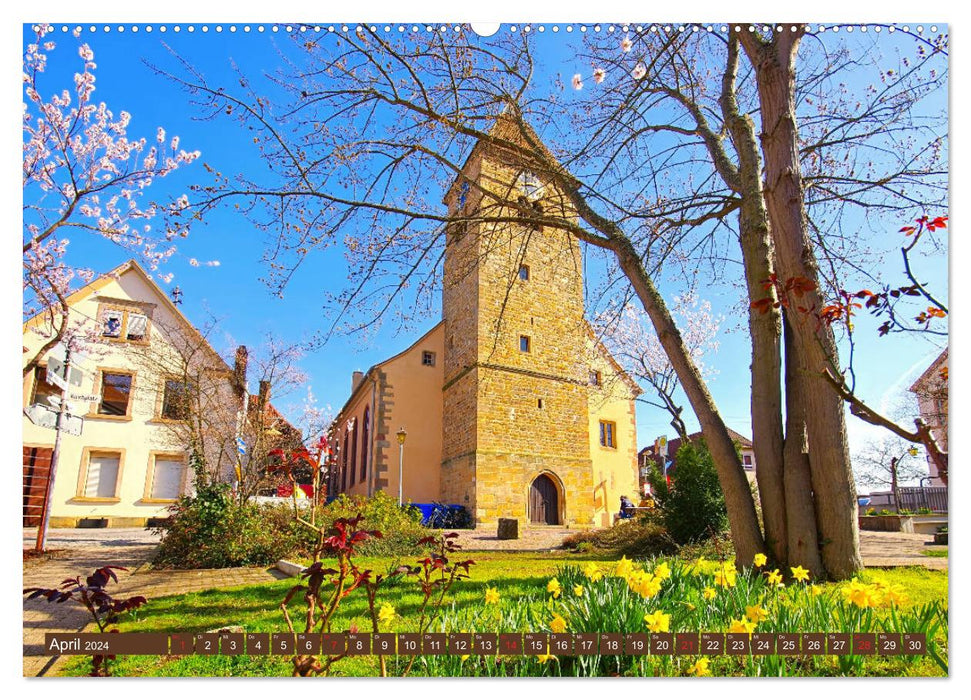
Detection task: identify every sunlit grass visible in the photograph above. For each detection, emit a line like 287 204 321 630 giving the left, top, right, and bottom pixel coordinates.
56 554 947 678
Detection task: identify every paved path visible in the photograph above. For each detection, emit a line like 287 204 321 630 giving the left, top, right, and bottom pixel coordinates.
859 530 948 570
22 528 282 677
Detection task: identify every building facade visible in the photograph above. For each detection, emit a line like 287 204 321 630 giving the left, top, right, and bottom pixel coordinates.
23 261 247 527
909 348 948 487
638 428 757 494
329 119 641 528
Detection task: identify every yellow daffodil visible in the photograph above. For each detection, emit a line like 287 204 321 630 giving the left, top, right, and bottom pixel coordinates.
878 582 909 607
745 604 769 623
550 614 568 634
644 610 671 633
536 653 555 663
573 584 585 596
547 578 562 599
790 565 810 583
615 556 634 578
485 587 500 605
627 571 661 598
461 654 470 661
687 657 711 676
653 561 672 580
753 553 767 567
841 578 882 609
714 568 736 588
728 616 756 634
378 603 396 625
703 587 717 601
584 562 603 582
766 569 783 586
809 584 823 596
685 602 696 612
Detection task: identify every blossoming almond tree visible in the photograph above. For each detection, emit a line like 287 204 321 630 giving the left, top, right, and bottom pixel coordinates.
23 25 202 377
597 292 722 441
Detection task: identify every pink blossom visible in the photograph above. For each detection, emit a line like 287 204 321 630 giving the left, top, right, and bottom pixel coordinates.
621 36 633 52
22 27 200 365
572 73 583 90
593 67 606 84
632 63 647 80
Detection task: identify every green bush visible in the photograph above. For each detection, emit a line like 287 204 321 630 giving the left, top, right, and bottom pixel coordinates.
152 483 302 569
647 440 727 545
312 491 430 557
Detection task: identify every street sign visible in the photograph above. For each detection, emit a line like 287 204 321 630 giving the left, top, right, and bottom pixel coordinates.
24 403 84 437
47 355 85 390
69 392 99 404
48 342 89 368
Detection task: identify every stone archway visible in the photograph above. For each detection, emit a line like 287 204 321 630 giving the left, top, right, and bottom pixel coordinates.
528 473 561 525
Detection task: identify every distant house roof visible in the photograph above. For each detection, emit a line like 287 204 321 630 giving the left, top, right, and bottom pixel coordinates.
248 395 300 439
639 428 753 463
909 348 948 394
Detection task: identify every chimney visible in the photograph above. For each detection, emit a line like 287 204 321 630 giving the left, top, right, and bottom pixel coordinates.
232 345 249 397
351 370 364 393
258 379 271 408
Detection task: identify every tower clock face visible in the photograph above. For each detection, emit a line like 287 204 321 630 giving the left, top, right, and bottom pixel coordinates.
516 170 545 201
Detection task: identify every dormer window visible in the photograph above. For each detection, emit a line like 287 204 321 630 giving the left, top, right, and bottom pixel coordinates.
98 304 151 344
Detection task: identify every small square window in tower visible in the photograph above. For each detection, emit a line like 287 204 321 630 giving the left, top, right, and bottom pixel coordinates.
422 351 436 367
518 264 530 281
519 335 531 353
599 420 616 448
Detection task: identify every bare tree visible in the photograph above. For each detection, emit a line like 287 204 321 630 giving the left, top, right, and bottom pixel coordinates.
127 315 309 501
154 24 946 578
855 436 926 511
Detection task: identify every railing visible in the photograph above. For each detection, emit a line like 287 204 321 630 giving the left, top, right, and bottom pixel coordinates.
864 487 948 512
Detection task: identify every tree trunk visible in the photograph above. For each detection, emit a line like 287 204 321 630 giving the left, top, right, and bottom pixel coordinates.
611 236 766 564
739 29 862 579
782 314 824 577
720 35 788 566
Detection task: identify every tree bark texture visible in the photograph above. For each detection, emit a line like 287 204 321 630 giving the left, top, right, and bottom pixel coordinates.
739 29 862 578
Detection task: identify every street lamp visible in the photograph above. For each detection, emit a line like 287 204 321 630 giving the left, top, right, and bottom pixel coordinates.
396 428 407 506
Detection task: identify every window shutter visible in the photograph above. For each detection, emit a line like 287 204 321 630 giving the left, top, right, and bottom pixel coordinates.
86 454 120 498
152 458 184 499
127 313 148 340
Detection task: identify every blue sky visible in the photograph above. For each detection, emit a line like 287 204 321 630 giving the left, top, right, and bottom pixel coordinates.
23 23 948 465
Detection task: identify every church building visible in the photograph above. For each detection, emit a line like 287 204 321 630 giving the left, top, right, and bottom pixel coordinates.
328 118 640 529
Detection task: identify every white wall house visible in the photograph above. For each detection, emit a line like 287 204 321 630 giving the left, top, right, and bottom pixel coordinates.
23 260 241 528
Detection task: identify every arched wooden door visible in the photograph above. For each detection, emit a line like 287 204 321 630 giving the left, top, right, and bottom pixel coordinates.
529 474 560 525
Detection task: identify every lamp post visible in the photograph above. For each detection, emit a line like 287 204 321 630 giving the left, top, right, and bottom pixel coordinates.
890 446 920 512
396 428 407 507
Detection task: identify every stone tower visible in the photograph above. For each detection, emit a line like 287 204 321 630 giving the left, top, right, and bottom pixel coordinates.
440 117 596 527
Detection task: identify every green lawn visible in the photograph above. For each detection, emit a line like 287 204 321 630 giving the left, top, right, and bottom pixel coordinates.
922 549 948 558
56 553 948 678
